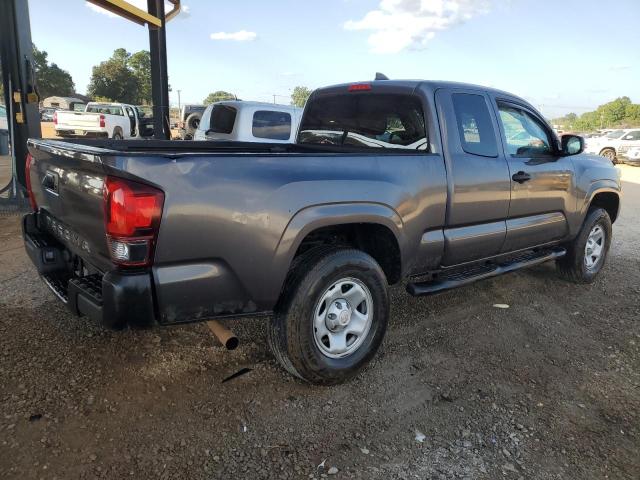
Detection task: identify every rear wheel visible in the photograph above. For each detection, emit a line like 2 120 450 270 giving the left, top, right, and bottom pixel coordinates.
112 130 123 140
268 248 389 384
557 207 612 283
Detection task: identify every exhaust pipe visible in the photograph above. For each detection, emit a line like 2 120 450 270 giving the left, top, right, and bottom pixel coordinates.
206 320 239 350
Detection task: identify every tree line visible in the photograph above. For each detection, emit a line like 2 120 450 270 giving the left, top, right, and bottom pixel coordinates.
20 45 316 109
552 97 640 131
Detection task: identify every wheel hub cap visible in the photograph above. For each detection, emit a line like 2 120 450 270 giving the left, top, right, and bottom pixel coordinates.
584 225 605 270
313 278 373 359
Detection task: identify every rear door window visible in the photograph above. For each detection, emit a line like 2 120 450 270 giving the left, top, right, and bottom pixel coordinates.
252 110 292 140
298 93 427 150
208 105 237 134
451 93 498 157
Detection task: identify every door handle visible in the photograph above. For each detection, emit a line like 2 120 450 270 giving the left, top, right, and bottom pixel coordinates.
512 171 531 183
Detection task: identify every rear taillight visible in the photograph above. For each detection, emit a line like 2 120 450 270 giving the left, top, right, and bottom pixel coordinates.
25 154 37 211
103 177 164 267
99 114 106 128
53 111 57 125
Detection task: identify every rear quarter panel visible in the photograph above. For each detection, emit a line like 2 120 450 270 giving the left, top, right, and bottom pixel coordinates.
110 152 447 323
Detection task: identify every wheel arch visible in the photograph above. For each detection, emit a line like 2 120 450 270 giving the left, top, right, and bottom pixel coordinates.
583 183 621 223
273 203 406 292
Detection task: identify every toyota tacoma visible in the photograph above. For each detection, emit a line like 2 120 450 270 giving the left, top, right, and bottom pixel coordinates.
23 79 621 384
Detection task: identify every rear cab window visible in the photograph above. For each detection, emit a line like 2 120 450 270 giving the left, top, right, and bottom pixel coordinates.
298 93 427 150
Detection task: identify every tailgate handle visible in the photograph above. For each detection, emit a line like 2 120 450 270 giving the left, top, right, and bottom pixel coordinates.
42 171 59 194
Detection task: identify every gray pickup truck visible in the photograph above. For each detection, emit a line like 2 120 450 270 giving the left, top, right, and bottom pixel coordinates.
23 79 621 384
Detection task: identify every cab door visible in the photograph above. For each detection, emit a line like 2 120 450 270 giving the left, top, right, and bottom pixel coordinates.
435 89 511 266
491 98 573 252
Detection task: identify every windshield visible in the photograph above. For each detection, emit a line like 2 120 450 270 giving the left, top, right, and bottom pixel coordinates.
606 129 625 139
298 93 427 150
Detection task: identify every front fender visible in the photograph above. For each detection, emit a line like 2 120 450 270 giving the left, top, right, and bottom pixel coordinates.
580 179 621 218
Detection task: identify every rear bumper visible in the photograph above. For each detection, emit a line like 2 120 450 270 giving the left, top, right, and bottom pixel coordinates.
54 128 109 138
22 213 156 328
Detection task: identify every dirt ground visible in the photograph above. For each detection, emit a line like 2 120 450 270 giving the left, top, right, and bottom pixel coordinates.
1 166 639 480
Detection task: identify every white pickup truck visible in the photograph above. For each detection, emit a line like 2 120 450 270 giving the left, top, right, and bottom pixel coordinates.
584 128 640 163
54 102 151 139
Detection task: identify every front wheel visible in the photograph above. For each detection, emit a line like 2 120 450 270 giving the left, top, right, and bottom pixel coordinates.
600 148 616 163
268 248 389 385
557 207 612 283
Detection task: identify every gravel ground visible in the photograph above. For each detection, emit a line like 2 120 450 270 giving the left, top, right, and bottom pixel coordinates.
1 166 639 480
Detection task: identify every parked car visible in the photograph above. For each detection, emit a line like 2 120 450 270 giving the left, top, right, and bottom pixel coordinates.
40 107 57 122
0 104 7 131
584 128 640 163
193 101 302 143
177 104 207 139
621 146 640 166
54 102 152 139
23 79 621 384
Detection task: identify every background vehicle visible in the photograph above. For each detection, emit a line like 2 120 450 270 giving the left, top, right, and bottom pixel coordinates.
23 79 621 384
584 128 640 162
621 146 640 165
54 102 152 139
0 104 7 131
40 107 56 122
193 101 302 143
177 104 206 139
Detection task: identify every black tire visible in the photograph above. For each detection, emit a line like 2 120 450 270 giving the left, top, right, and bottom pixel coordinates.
557 207 612 283
112 129 123 140
600 148 616 163
185 113 201 136
268 248 389 385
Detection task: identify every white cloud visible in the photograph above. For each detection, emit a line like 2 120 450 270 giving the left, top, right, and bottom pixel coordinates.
86 1 190 20
210 30 257 42
345 0 493 54
608 64 631 71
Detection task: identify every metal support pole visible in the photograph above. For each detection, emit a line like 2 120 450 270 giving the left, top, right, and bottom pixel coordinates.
147 0 170 140
0 0 41 192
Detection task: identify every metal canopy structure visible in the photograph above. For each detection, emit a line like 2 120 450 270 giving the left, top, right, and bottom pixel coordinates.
0 0 41 205
0 0 178 207
88 0 180 140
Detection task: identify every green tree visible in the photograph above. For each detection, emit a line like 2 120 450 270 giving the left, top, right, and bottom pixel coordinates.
87 49 139 104
553 97 640 131
203 91 235 105
33 44 75 99
128 50 152 104
291 86 312 107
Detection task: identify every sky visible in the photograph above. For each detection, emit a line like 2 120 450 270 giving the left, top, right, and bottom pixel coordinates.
27 0 640 118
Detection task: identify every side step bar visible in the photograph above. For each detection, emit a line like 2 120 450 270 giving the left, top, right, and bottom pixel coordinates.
407 247 566 296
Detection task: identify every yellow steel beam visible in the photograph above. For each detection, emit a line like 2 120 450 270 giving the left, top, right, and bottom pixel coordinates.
86 0 162 27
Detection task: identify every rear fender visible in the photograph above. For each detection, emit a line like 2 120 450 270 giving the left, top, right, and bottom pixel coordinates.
269 203 405 299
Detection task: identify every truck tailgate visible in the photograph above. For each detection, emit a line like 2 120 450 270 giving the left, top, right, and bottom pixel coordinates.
56 111 101 129
27 140 113 272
